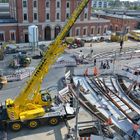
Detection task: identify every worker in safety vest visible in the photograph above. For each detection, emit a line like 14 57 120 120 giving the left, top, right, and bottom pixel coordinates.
93 67 98 76
104 117 112 125
84 68 88 76
132 123 140 138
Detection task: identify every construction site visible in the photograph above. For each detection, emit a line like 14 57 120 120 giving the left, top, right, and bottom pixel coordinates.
1 0 140 140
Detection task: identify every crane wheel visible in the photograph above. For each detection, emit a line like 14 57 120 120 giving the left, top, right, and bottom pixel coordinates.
9 122 22 131
27 120 40 129
48 117 59 126
0 83 3 89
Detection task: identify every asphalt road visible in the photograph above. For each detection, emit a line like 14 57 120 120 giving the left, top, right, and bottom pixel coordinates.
1 39 140 140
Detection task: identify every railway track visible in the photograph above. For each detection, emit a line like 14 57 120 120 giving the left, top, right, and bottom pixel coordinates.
68 80 127 136
117 76 140 108
87 76 138 123
63 74 140 138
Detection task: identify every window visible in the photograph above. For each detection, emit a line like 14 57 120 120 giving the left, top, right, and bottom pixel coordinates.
23 0 27 8
83 28 87 35
104 28 107 33
56 13 60 20
46 13 50 20
91 27 94 34
24 13 27 20
66 1 70 8
57 1 60 8
0 32 4 41
46 1 49 8
76 28 80 36
33 0 37 8
97 27 100 34
84 13 87 19
10 32 15 41
34 13 37 20
66 13 70 19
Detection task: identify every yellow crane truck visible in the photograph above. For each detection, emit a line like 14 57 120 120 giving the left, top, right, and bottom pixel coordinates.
0 0 90 131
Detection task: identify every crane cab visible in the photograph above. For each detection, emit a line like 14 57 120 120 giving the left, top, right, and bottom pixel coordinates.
38 90 52 108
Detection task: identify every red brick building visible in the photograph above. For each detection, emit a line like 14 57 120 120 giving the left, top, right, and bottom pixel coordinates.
0 0 110 43
97 13 139 33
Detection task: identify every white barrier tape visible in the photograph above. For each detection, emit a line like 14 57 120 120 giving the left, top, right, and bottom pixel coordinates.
6 70 33 82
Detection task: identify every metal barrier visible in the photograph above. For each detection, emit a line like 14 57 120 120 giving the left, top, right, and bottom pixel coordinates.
6 67 34 82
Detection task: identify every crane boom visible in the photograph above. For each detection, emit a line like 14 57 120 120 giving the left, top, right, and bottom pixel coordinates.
5 0 90 123
14 0 90 106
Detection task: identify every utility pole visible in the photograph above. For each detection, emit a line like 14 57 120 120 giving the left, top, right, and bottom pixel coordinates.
113 51 116 74
75 81 80 140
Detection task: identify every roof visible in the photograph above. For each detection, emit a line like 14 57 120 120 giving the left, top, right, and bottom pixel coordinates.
0 18 17 24
94 11 139 20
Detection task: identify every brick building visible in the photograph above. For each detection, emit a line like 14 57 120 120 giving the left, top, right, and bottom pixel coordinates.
95 12 139 33
0 0 110 43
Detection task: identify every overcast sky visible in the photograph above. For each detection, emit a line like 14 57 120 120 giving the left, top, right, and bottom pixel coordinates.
120 0 138 1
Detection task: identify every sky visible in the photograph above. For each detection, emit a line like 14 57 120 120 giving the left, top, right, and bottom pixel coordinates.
120 0 138 1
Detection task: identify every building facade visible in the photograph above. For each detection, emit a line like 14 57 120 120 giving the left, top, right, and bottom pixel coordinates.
0 0 110 43
92 0 111 9
96 12 139 33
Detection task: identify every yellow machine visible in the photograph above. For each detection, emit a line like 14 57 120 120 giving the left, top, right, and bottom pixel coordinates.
0 0 90 131
129 30 140 41
111 31 128 42
0 75 7 89
0 44 5 60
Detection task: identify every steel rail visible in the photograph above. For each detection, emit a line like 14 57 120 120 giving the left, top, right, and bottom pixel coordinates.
92 77 136 123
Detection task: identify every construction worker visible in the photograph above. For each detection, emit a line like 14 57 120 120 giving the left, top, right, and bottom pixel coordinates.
104 117 112 126
84 68 88 76
93 67 98 76
132 123 140 139
104 114 113 126
120 39 123 52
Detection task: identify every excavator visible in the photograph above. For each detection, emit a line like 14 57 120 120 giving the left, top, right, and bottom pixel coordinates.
0 0 90 131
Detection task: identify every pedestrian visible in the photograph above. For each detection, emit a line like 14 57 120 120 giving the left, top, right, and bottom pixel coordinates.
100 61 103 69
120 40 123 53
90 49 93 55
120 40 124 49
104 114 113 126
93 66 98 76
94 59 96 66
106 60 110 69
132 123 140 139
103 63 106 69
139 84 140 90
84 68 88 76
133 84 137 91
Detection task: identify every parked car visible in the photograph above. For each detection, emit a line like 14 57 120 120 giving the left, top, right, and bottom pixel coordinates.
92 36 100 42
81 37 93 42
5 44 18 54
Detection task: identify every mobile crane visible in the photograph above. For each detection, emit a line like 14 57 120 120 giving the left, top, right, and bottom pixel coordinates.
0 0 90 131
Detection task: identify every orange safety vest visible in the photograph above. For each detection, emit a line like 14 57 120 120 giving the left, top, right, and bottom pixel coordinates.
133 124 139 131
84 68 88 76
105 117 112 125
93 67 98 76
